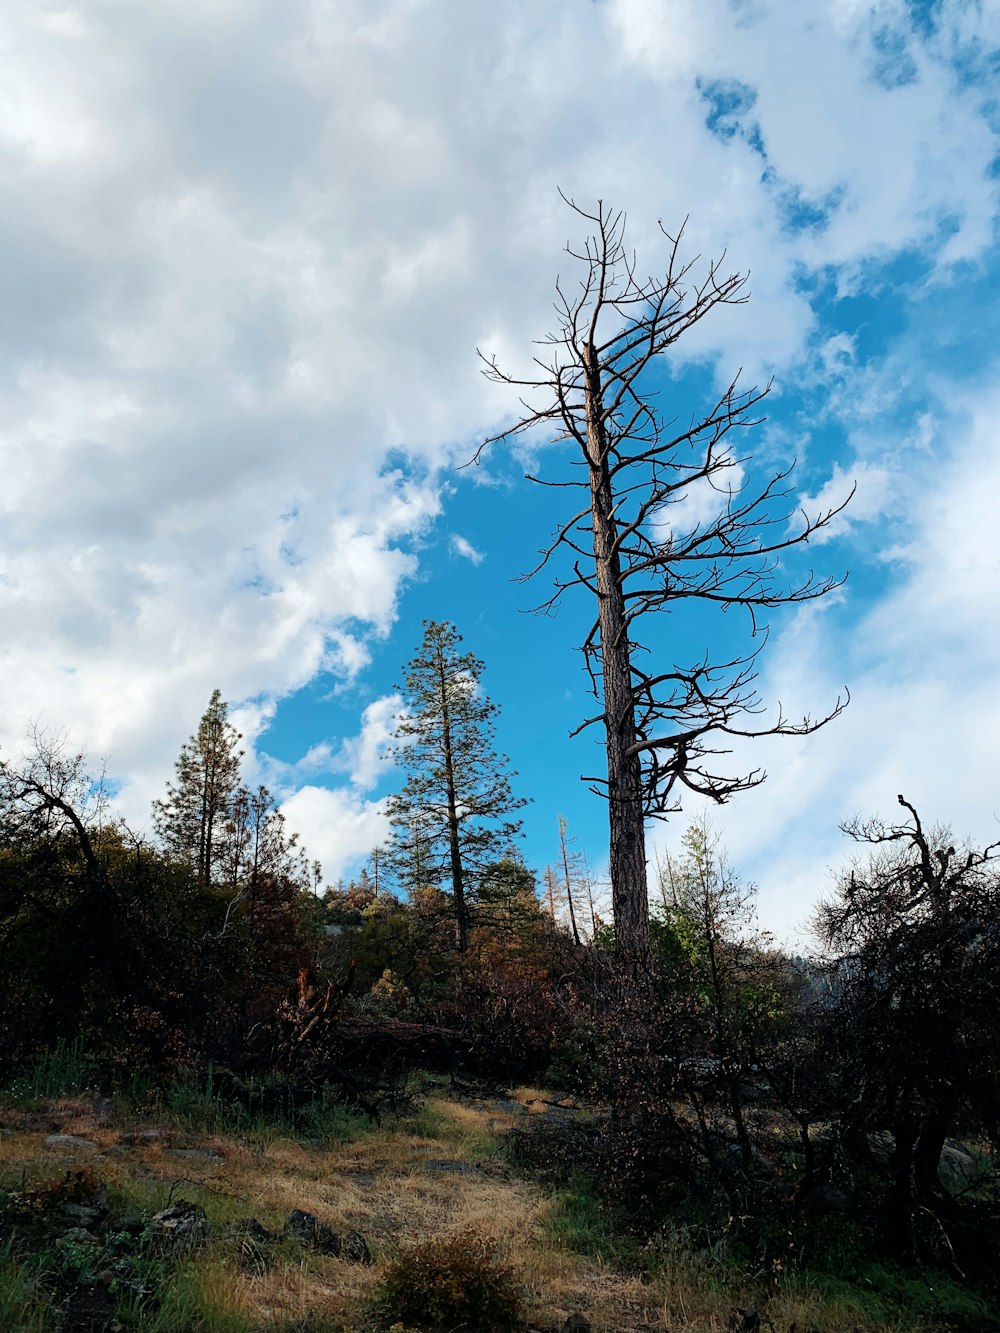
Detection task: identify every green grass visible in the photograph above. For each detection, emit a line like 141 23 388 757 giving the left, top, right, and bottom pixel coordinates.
542 1171 644 1268
3 1038 96 1107
116 1256 258 1333
156 1066 373 1147
0 1244 49 1332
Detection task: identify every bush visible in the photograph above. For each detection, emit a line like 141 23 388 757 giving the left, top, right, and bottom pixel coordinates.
377 1231 521 1331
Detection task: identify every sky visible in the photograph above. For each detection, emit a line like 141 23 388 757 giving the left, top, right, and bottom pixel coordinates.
2 0 999 943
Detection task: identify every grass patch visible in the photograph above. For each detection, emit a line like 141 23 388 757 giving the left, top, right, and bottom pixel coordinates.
0 1243 49 1332
542 1171 642 1269
3 1039 97 1108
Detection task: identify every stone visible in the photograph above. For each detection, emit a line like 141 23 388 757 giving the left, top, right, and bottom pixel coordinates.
563 1316 591 1332
44 1134 99 1154
729 1309 762 1332
150 1201 209 1250
164 1147 225 1163
93 1098 116 1126
231 1217 275 1243
236 1234 271 1274
63 1181 110 1228
56 1227 100 1250
343 1229 372 1265
938 1138 979 1192
285 1209 341 1256
119 1128 168 1147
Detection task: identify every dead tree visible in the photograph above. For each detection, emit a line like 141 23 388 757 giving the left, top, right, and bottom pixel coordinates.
477 196 850 971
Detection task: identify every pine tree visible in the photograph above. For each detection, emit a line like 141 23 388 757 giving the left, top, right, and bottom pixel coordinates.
153 689 243 884
386 620 528 951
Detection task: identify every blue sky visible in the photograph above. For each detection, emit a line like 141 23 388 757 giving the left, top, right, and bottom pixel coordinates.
2 0 999 940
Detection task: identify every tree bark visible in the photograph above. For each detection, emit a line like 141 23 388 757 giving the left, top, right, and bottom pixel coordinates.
559 816 582 947
914 1107 950 1201
436 645 468 951
582 340 650 973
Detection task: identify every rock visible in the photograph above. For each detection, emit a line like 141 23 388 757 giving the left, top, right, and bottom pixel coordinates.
563 1316 591 1332
44 1134 99 1154
107 1256 148 1299
235 1234 271 1274
119 1128 168 1147
93 1098 116 1126
164 1147 225 1163
63 1181 110 1228
489 1099 528 1116
285 1209 341 1256
56 1227 101 1251
729 1309 762 1332
343 1229 372 1265
866 1131 893 1168
422 1159 476 1175
231 1218 275 1243
228 1219 277 1271
938 1139 979 1192
807 1182 852 1213
150 1201 209 1250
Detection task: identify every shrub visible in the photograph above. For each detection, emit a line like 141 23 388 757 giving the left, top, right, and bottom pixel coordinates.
377 1230 521 1331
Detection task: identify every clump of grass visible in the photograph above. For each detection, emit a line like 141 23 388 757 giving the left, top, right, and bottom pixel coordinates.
0 1244 49 1332
159 1065 373 1147
2 1038 96 1107
121 1256 259 1333
542 1171 644 1270
376 1230 522 1332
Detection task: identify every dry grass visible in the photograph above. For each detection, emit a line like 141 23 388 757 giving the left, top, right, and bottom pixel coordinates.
0 1089 968 1331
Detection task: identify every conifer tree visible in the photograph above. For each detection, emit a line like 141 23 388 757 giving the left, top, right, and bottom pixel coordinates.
153 689 243 884
386 620 528 950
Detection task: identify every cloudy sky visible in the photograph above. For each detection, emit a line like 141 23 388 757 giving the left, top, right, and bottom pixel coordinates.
2 0 998 940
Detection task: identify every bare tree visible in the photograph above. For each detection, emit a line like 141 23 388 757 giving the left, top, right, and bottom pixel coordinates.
477 196 849 970
0 725 107 884
818 797 1000 1255
558 815 582 947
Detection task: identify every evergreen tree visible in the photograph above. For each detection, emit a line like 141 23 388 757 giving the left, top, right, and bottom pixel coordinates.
153 689 243 884
386 620 528 950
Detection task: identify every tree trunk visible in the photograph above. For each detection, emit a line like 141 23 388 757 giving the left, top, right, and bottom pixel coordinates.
559 817 582 947
437 647 468 951
887 1108 918 1257
582 340 649 972
914 1107 950 1201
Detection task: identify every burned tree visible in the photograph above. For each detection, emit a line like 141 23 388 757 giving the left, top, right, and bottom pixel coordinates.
478 197 849 968
819 798 1000 1255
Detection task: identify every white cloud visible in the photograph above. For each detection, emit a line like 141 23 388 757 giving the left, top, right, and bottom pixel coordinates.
797 460 892 544
280 785 389 887
338 694 402 791
450 534 484 565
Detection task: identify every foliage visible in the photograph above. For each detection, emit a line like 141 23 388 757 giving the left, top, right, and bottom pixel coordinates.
385 620 528 951
152 689 245 884
377 1230 522 1331
817 796 1000 1258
